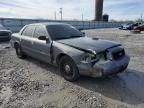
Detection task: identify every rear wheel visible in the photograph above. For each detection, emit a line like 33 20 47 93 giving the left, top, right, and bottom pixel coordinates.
15 44 26 59
59 56 80 82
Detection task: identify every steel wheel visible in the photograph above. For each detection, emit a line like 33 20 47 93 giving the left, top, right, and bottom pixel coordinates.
15 44 26 59
59 56 80 82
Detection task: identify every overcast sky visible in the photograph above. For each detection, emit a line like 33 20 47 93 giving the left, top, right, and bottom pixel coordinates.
0 0 143 21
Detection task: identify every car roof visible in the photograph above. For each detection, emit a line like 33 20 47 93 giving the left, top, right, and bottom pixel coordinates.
28 22 69 26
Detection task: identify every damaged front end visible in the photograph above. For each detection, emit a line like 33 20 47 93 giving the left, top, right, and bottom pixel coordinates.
78 46 130 77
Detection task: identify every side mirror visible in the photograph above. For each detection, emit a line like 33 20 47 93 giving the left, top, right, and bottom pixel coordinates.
38 36 47 40
38 36 50 43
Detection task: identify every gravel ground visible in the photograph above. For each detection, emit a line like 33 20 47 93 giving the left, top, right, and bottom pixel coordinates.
0 28 144 108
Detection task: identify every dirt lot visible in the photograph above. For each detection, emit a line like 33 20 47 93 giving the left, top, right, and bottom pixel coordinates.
0 28 144 108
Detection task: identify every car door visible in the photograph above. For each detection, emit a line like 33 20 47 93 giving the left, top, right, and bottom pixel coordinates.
32 25 52 63
20 25 36 57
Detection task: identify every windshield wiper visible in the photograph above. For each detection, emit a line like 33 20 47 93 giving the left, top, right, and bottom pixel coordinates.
70 35 83 38
55 35 83 40
55 37 71 40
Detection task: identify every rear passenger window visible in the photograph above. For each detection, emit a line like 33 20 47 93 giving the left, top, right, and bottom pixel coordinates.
22 25 35 37
33 26 47 38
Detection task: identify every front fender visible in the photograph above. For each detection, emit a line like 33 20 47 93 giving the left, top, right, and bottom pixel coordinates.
52 41 84 65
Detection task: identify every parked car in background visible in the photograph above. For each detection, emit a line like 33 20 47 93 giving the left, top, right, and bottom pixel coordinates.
10 23 130 81
119 23 132 30
0 24 12 42
133 24 144 31
119 22 142 30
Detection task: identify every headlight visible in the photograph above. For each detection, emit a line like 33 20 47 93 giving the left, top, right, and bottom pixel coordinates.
81 53 102 64
81 54 93 64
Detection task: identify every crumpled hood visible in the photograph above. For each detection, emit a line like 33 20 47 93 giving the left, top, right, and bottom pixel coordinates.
57 37 121 53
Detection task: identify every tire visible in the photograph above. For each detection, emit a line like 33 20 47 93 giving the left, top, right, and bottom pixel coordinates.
15 44 26 59
59 56 80 82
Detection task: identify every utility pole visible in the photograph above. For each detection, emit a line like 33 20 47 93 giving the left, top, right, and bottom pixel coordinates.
82 13 84 28
141 13 143 22
82 13 84 21
59 8 63 20
54 11 57 20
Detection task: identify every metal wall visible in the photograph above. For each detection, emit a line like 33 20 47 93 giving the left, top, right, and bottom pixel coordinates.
0 18 122 32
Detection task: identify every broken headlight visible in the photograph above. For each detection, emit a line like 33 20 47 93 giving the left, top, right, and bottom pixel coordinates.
81 53 102 64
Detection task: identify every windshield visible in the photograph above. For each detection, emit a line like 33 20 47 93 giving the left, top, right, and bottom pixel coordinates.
47 24 84 40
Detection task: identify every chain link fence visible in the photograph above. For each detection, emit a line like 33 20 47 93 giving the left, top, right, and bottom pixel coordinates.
0 18 123 32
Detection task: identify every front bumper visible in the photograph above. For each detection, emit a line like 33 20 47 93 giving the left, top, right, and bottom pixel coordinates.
78 55 130 77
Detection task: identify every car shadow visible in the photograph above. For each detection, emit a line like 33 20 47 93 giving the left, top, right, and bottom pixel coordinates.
24 56 144 105
75 69 144 105
24 56 60 75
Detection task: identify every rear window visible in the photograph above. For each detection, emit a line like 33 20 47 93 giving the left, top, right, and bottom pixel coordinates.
22 25 35 37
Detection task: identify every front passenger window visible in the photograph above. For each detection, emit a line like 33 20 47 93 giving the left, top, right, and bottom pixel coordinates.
22 25 35 37
34 26 47 39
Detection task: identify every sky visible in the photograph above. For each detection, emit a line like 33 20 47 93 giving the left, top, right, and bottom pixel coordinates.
0 0 143 21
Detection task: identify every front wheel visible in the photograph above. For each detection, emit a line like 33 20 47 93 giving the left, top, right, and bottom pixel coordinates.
59 56 80 82
15 44 26 59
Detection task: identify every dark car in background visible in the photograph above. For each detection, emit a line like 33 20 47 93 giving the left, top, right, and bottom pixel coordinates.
133 24 144 31
119 23 132 30
0 24 12 42
119 22 142 30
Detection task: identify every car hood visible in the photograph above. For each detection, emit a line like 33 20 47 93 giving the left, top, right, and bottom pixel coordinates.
0 30 11 32
57 37 121 53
